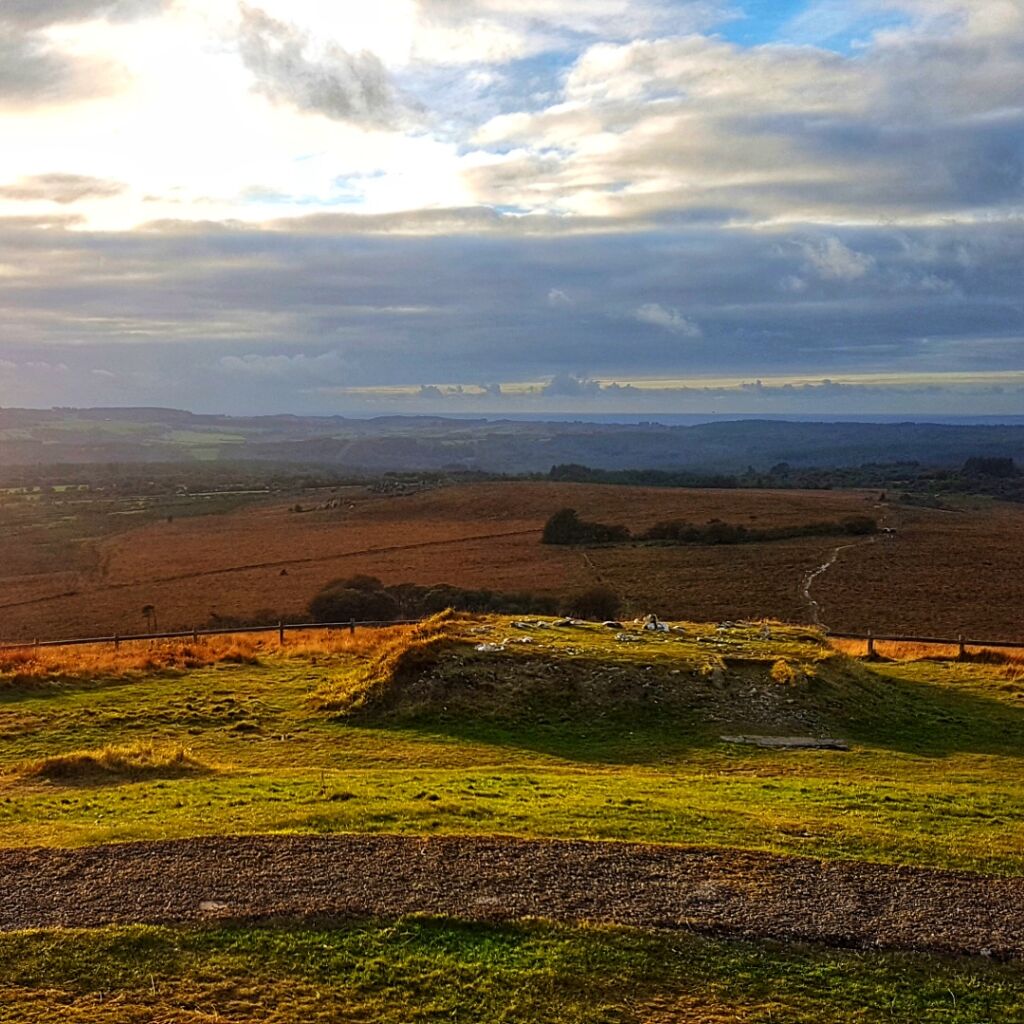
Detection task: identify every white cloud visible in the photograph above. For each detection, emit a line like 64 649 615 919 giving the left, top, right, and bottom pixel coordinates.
634 303 702 336
800 237 875 281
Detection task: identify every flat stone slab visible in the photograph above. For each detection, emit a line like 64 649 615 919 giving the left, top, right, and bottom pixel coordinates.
721 735 851 750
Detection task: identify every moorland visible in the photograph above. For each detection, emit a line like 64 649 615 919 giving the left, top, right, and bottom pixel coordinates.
3 476 1024 643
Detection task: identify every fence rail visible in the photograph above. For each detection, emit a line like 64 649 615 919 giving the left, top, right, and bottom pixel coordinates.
827 630 1024 656
0 619 422 653
1 620 1022 656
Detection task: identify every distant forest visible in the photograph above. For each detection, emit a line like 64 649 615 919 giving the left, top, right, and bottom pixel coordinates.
547 457 1024 504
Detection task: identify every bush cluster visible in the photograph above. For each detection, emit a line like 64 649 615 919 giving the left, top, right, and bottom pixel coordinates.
308 576 559 623
542 508 878 546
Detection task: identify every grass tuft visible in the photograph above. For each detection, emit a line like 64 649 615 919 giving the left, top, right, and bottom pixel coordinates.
14 742 211 786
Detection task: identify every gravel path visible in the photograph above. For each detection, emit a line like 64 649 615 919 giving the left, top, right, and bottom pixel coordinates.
2 835 1021 959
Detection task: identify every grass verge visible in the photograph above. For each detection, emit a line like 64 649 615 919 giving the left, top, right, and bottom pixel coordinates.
1 918 1022 1023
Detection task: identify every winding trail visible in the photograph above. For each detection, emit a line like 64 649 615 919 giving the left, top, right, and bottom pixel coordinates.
801 536 879 628
2 835 1022 958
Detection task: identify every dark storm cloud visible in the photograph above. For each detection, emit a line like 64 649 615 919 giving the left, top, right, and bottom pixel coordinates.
1 213 1022 413
238 5 411 127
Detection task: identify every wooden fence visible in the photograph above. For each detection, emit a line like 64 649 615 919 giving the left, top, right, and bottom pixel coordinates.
1 620 1022 657
827 630 1024 658
0 619 421 653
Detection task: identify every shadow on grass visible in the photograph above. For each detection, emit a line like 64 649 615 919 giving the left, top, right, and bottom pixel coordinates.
329 659 1024 764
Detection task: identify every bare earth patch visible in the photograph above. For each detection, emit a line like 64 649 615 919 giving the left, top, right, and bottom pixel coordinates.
721 735 851 750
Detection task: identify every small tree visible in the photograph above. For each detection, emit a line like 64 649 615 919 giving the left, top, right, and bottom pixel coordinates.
542 508 582 544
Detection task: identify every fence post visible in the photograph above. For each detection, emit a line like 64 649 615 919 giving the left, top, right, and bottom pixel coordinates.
278 621 285 645
866 631 875 658
114 634 120 650
349 619 355 635
192 626 198 643
958 634 967 659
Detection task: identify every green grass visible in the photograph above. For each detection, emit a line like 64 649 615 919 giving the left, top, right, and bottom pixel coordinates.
2 618 1024 873
1 918 1022 1023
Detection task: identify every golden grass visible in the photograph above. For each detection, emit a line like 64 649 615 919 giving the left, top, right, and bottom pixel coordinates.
14 742 209 785
829 638 1024 680
0 626 409 687
313 611 469 714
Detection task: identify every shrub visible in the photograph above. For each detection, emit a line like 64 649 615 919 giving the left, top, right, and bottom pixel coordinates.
840 515 878 536
308 586 400 623
542 508 631 545
561 586 621 622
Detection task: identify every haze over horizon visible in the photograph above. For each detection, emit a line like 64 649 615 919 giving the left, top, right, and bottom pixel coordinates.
2 1 1023 416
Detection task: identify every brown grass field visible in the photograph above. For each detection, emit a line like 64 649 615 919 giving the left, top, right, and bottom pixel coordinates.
1 481 1023 642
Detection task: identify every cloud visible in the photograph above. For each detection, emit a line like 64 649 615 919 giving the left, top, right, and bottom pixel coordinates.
411 1 728 65
0 33 115 108
0 1 168 29
800 237 875 281
238 4 410 127
0 174 127 204
468 13 1024 225
0 0 168 109
547 287 573 306
634 303 702 336
219 351 348 383
542 373 602 396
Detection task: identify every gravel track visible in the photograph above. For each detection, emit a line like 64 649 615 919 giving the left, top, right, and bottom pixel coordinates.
2 835 1021 958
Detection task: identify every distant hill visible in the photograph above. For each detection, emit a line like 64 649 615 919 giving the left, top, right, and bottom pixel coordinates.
2 406 1024 473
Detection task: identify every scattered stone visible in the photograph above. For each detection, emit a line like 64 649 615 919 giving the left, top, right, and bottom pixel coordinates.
615 633 642 643
474 643 505 653
602 621 624 629
198 900 229 912
642 614 669 632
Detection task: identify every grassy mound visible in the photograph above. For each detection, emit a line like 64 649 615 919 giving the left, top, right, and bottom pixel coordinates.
16 742 211 786
309 615 1024 754
313 614 879 735
314 611 470 714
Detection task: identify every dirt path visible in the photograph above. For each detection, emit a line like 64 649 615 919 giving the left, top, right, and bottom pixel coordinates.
2 835 1021 959
801 534 882 628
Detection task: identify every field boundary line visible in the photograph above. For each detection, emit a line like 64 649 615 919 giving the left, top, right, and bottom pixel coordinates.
0 528 541 613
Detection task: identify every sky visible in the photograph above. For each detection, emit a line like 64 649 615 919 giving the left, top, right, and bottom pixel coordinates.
1 0 1022 416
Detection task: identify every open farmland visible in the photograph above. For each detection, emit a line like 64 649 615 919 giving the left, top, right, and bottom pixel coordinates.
2 481 1024 642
